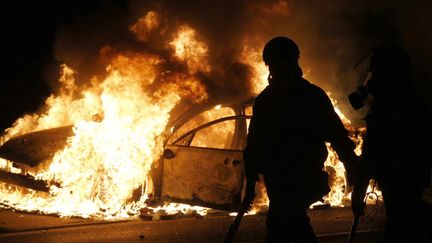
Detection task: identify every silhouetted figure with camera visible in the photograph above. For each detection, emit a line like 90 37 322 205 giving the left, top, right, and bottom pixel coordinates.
244 37 359 242
351 45 432 242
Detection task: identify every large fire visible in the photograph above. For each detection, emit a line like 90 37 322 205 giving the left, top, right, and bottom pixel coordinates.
0 21 209 219
0 11 379 219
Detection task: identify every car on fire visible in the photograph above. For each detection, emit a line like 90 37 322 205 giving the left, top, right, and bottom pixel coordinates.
150 98 254 211
0 98 255 211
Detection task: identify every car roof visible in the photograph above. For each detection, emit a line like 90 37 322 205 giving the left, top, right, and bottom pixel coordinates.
162 96 255 142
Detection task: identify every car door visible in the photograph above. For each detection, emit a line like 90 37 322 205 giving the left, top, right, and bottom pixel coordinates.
160 106 250 211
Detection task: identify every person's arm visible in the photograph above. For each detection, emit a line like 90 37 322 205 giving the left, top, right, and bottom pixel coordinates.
318 91 359 186
351 157 371 216
243 103 261 183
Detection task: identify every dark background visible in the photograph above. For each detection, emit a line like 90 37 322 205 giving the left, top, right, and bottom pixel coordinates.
0 0 128 132
1 0 431 132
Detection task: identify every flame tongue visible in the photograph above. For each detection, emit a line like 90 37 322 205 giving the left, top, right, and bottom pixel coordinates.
0 54 185 218
0 17 215 218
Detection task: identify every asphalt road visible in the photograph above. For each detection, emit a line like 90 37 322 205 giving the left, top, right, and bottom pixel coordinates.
0 204 385 243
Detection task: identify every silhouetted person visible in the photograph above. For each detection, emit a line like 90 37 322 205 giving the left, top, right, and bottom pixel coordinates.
351 45 432 242
244 36 359 243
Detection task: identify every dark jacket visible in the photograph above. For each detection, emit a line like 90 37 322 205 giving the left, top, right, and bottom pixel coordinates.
244 77 357 202
361 91 431 188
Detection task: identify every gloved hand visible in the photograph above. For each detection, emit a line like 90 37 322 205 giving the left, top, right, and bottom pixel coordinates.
351 185 366 216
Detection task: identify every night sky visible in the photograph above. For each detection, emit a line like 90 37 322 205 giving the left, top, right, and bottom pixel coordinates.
1 0 431 132
0 0 127 132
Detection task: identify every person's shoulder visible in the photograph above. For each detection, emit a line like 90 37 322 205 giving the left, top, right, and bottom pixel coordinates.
255 86 272 103
301 78 329 100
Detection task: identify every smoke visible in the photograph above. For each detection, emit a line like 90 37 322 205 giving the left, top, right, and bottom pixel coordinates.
53 0 131 88
53 0 432 124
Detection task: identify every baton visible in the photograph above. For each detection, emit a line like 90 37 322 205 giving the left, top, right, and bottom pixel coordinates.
224 181 255 243
224 209 247 243
348 214 360 243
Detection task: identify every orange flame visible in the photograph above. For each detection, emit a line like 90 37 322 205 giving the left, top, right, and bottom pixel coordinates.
0 20 211 218
170 25 211 73
0 11 380 219
129 11 160 42
241 45 268 95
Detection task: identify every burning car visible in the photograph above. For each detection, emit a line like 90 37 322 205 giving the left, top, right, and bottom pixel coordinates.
0 125 72 192
0 97 255 212
151 98 254 211
0 92 366 216
0 12 367 218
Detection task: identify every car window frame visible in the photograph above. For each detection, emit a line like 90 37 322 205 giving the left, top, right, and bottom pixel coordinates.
171 115 252 150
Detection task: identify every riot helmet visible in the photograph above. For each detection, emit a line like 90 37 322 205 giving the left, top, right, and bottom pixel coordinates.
263 37 300 65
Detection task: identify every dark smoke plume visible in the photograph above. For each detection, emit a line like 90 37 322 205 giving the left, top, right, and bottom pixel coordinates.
53 0 432 125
